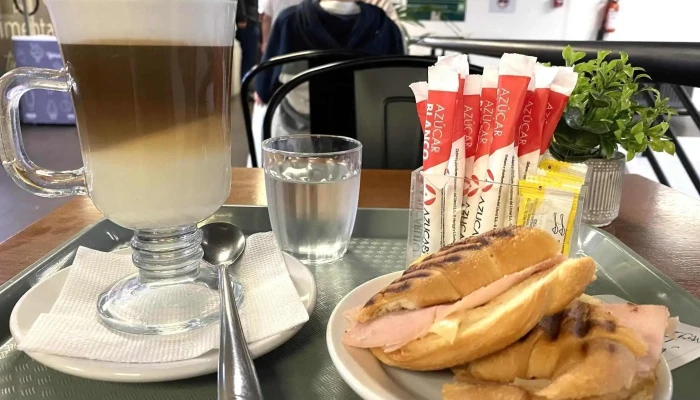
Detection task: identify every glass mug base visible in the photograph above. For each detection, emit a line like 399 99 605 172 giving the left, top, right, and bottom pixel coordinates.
97 262 245 335
96 225 244 335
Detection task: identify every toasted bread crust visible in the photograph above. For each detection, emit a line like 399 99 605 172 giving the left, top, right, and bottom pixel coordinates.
445 301 655 400
358 227 562 323
369 257 596 370
466 300 648 383
442 372 654 400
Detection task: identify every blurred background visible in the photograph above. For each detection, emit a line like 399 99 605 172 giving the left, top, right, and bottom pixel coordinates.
1 0 699 243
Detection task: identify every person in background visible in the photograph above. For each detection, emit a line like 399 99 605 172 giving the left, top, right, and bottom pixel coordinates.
255 0 404 104
259 0 302 53
236 0 260 82
260 0 399 54
362 0 399 23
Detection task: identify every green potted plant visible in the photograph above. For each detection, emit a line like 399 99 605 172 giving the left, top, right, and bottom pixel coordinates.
550 46 678 227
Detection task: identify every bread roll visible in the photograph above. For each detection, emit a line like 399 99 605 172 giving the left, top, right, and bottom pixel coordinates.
357 226 562 323
535 339 638 399
465 300 648 382
443 371 654 400
370 257 596 370
443 381 531 400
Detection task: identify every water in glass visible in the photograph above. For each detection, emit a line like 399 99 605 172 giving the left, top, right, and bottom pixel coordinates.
265 159 360 264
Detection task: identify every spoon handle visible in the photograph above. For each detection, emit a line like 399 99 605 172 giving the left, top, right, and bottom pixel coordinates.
218 265 264 400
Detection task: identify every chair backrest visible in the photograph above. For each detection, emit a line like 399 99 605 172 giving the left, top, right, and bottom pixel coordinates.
240 50 366 167
263 56 441 169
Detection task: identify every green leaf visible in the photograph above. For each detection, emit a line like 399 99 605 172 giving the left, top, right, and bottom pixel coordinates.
583 120 611 134
641 86 660 97
590 92 613 107
600 137 617 158
630 121 644 135
647 122 669 136
626 150 636 161
562 46 586 67
562 45 574 65
564 107 584 130
649 140 665 152
622 65 634 78
570 93 588 104
597 50 612 62
664 141 676 155
619 51 629 65
574 63 595 74
634 73 651 82
591 107 611 122
634 132 645 144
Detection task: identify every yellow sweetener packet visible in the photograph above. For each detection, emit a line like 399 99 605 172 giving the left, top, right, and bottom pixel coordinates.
538 159 587 182
517 177 581 256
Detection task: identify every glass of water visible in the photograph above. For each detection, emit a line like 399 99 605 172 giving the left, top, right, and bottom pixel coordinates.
263 135 362 264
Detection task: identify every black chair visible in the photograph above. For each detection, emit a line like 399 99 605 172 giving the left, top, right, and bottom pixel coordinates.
263 55 483 169
240 50 367 167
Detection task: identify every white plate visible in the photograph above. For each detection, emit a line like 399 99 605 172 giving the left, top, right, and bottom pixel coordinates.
10 252 316 383
327 272 673 400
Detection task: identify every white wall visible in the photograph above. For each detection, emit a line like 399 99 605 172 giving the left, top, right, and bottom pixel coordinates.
405 0 700 55
606 0 700 42
404 0 604 55
564 0 606 40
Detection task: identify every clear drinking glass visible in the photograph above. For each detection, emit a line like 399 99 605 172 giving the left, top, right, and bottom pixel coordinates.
0 0 237 334
262 135 362 264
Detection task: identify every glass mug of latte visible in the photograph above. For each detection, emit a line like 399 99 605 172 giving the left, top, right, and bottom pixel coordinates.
0 0 236 334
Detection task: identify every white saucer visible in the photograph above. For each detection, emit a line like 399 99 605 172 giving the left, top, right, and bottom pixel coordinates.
10 252 316 383
327 272 672 400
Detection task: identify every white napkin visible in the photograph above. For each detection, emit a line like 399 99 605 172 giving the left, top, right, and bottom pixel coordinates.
18 232 310 363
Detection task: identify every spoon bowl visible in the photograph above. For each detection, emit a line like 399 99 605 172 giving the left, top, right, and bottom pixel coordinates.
202 223 246 306
201 222 246 266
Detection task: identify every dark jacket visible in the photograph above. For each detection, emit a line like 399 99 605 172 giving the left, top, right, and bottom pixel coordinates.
255 0 404 103
236 0 259 24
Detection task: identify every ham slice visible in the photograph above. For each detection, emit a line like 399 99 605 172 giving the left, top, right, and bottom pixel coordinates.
602 303 672 375
342 306 438 350
342 255 565 351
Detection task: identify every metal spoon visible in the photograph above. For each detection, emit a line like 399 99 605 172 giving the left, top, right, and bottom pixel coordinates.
201 222 263 400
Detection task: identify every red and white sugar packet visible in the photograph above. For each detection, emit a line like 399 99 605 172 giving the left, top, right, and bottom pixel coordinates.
464 65 498 236
421 64 459 254
409 81 428 131
540 67 579 160
517 64 558 180
437 54 469 245
505 75 535 227
460 75 482 239
482 54 536 230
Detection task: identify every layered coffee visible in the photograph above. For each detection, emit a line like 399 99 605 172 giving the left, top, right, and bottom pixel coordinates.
63 41 232 229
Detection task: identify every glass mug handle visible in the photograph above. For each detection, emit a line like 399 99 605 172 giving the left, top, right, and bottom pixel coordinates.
0 67 87 197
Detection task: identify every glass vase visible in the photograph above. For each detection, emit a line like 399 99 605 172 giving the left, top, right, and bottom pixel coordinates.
582 152 626 227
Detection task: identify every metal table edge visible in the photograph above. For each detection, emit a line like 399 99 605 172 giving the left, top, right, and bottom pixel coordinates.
0 219 104 294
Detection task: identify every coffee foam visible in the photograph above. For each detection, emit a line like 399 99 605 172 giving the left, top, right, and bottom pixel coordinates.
45 0 236 46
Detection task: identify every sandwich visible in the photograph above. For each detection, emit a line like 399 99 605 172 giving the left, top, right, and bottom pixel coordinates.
443 297 677 400
342 226 597 371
